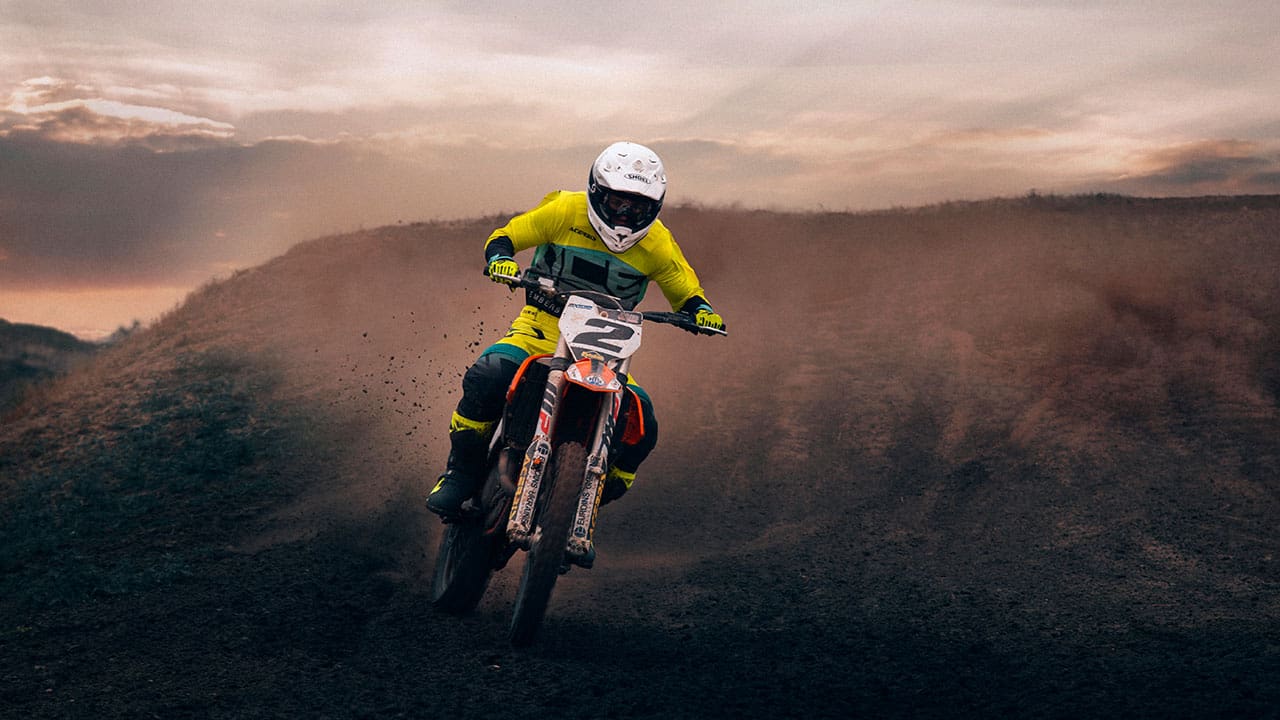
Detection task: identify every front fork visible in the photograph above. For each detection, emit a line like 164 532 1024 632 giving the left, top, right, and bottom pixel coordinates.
506 359 624 564
566 399 618 561
507 363 565 549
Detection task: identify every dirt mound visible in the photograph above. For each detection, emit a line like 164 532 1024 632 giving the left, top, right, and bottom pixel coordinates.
2 196 1279 718
0 318 98 414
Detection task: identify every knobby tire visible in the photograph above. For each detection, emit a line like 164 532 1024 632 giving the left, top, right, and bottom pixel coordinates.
431 468 502 614
508 440 587 647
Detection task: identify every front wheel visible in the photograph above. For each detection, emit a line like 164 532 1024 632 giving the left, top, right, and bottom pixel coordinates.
508 440 587 647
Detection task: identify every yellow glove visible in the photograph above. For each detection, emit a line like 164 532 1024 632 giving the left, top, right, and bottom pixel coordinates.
695 308 725 332
486 256 520 286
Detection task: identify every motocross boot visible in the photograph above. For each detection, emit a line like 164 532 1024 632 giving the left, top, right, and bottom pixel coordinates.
426 413 495 518
600 466 635 506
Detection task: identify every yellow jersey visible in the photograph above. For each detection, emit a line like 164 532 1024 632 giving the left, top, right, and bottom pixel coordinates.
486 190 707 314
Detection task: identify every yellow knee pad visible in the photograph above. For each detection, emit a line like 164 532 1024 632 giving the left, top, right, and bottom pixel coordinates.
450 411 497 438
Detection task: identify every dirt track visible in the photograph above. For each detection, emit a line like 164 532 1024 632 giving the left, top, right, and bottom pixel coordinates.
2 197 1279 718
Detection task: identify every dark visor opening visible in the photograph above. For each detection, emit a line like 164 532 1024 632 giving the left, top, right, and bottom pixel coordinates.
596 188 660 229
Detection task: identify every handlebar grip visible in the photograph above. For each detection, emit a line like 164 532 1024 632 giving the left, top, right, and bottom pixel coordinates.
491 272 548 292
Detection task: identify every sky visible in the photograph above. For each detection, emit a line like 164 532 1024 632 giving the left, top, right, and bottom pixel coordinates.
2 1 1279 338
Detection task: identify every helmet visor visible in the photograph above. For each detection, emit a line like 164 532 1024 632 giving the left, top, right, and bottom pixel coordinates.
592 187 661 232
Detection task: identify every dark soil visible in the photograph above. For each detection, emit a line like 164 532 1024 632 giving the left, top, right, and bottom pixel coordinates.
2 197 1279 719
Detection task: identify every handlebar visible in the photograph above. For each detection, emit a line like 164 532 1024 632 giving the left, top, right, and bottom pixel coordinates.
492 271 726 336
639 310 727 336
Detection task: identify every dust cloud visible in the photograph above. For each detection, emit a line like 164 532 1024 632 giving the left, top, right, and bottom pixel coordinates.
151 196 1280 580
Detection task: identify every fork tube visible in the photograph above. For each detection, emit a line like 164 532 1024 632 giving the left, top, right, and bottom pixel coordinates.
506 349 568 549
566 356 630 561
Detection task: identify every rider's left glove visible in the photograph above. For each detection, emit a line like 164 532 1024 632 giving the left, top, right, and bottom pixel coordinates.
695 308 725 332
486 256 520 286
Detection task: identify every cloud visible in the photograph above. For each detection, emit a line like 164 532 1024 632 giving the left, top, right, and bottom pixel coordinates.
3 0 1280 297
24 99 233 132
0 134 386 288
4 76 93 111
10 91 1275 304
3 76 236 150
2 104 234 150
0 97 608 291
1106 140 1280 194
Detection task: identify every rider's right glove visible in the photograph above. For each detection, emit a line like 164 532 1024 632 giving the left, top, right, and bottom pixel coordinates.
486 256 520 286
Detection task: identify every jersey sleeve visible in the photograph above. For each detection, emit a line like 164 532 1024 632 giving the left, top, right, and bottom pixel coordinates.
650 235 709 312
485 191 573 256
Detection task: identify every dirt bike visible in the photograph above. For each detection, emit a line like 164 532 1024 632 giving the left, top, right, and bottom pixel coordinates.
431 270 725 646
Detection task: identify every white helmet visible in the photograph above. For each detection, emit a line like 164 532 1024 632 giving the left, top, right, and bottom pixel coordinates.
586 141 667 253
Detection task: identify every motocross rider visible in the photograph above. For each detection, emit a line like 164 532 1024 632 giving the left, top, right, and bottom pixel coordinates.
426 141 725 518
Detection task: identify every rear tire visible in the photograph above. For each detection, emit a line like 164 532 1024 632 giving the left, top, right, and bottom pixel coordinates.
430 518 495 614
508 440 586 647
431 466 503 614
